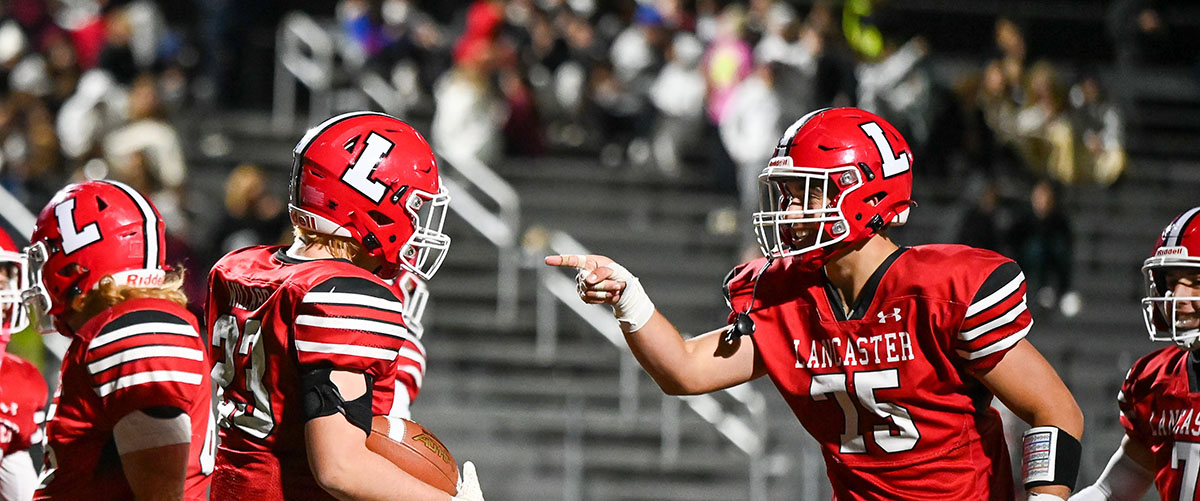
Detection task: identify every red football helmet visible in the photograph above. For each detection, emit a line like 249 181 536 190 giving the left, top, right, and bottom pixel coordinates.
1142 206 1200 349
290 111 451 280
0 230 30 346
753 107 915 269
24 181 167 331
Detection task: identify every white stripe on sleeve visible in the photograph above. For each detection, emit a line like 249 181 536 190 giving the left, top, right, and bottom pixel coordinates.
94 370 203 397
302 291 404 312
295 315 412 339
959 299 1029 342
88 346 205 375
956 323 1031 361
294 340 397 360
965 272 1024 318
91 323 199 349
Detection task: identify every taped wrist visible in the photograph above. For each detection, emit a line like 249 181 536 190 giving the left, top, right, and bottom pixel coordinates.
300 367 374 436
1022 426 1081 491
603 262 655 331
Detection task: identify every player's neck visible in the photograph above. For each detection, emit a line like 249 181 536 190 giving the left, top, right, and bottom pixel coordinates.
823 236 899 307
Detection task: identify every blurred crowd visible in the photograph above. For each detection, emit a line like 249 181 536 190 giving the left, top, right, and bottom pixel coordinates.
0 0 1180 319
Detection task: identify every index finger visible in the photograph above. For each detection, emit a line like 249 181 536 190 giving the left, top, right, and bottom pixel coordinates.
544 254 595 270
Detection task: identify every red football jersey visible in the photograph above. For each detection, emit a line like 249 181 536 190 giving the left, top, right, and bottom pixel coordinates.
206 246 424 500
726 245 1032 500
35 297 213 501
1118 346 1200 501
0 353 48 456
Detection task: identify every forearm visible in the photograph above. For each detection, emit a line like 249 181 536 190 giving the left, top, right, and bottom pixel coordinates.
306 414 450 501
120 444 189 501
622 311 700 394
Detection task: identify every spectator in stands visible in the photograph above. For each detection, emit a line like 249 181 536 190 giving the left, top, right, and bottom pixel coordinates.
719 57 785 232
103 74 186 196
1007 179 1076 318
648 32 706 178
215 163 289 257
993 17 1028 106
1107 0 1172 70
956 181 1005 255
1070 73 1126 186
702 4 753 127
1015 61 1076 184
701 4 753 192
432 32 505 165
42 31 82 112
338 0 449 116
0 91 60 207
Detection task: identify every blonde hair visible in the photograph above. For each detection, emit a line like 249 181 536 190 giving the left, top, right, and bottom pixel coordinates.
293 227 368 262
72 269 188 319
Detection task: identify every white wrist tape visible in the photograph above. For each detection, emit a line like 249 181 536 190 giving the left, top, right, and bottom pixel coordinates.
1022 426 1081 491
113 410 192 454
1027 493 1065 501
603 262 655 331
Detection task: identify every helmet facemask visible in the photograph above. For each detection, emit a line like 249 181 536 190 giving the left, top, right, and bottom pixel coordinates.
753 157 861 264
0 248 30 340
20 241 54 334
1142 258 1200 350
397 185 451 281
390 272 430 338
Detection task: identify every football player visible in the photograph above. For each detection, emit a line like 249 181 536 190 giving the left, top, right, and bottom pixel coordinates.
0 231 47 501
206 111 482 500
1071 207 1200 501
26 181 213 500
548 107 1084 500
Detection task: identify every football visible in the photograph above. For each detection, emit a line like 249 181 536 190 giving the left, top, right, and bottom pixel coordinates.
365 416 458 494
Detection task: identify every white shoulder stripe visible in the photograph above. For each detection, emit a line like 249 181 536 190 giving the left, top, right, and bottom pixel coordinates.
395 364 424 389
94 370 203 397
966 272 1025 318
397 346 426 370
88 346 205 375
295 315 411 339
294 340 397 360
91 323 199 349
959 299 1029 342
302 291 404 312
957 323 1032 360
406 336 426 357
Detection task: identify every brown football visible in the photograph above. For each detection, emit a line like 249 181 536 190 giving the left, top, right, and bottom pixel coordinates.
365 416 458 495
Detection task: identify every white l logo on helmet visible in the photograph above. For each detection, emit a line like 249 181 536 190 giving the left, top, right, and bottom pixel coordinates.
55 199 101 255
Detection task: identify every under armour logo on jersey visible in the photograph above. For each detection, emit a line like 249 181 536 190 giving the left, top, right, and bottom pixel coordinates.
877 308 902 323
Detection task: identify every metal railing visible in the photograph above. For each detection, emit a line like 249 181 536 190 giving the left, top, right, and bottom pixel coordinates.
437 151 521 327
533 229 768 500
273 12 335 131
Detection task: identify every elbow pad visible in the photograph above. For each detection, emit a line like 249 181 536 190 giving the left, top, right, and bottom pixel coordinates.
300 367 374 436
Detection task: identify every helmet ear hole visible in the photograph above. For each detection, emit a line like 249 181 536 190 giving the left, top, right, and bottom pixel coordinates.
367 210 394 226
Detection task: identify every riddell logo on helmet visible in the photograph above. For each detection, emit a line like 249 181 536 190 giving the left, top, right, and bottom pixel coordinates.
110 270 166 288
123 273 164 287
1157 246 1189 257
292 212 317 230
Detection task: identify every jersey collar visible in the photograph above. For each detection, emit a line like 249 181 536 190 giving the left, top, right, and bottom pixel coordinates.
822 246 908 321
